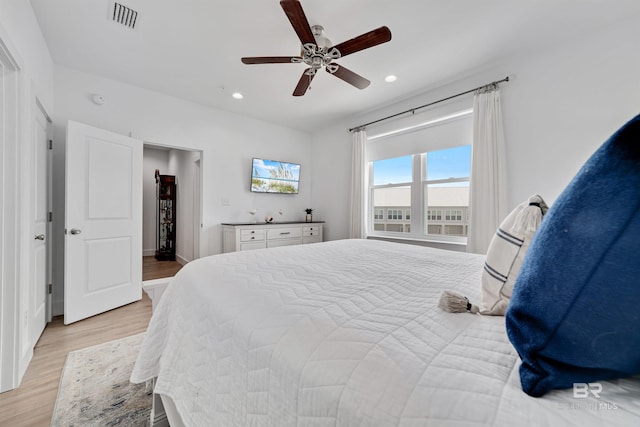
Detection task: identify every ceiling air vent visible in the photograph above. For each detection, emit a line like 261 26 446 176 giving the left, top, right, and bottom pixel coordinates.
112 2 138 29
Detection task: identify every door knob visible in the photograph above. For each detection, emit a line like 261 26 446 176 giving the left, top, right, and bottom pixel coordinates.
70 228 82 235
34 234 45 241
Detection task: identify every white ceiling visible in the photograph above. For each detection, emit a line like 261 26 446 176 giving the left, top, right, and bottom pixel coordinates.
29 0 640 133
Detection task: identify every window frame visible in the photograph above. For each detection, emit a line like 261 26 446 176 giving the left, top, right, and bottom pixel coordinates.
368 151 470 244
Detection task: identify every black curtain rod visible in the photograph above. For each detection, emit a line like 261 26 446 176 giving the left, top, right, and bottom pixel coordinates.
349 76 510 132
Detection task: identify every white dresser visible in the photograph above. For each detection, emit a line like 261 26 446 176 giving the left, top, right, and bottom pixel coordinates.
222 221 324 253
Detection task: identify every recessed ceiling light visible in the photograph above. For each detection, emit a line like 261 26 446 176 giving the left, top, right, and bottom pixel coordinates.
232 92 243 99
385 75 397 83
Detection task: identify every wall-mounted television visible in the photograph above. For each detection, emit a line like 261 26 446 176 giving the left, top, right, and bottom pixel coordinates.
251 158 300 194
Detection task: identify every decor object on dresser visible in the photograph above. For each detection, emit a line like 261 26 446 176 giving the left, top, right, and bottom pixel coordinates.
155 170 176 261
222 221 323 252
304 208 313 222
506 114 640 397
248 208 258 222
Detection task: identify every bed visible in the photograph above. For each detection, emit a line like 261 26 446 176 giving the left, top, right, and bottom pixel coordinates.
131 239 640 426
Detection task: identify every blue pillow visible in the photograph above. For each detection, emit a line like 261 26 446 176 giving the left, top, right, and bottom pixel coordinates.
505 114 640 397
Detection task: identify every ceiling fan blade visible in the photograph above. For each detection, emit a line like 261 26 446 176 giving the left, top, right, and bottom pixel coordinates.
241 56 300 64
293 68 315 96
327 64 370 89
280 0 316 46
331 26 392 58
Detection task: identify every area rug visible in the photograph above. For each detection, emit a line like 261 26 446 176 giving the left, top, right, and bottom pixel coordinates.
51 333 151 427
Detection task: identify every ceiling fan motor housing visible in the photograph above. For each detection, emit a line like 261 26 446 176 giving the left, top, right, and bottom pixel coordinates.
300 26 341 73
311 25 331 51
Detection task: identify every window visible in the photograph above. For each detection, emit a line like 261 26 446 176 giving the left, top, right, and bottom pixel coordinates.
366 107 472 243
427 209 442 221
387 209 403 220
444 209 462 221
423 144 470 237
369 146 471 242
370 155 412 234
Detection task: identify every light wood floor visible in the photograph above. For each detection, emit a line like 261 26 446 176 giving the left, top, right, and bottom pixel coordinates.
143 256 184 280
0 257 182 426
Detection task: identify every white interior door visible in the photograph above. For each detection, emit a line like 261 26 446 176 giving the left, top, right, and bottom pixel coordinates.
29 103 50 344
64 120 142 324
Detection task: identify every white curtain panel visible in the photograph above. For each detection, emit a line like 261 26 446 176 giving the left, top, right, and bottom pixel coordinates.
349 129 368 238
467 86 508 254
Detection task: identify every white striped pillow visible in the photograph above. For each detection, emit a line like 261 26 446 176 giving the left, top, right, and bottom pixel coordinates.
480 195 548 315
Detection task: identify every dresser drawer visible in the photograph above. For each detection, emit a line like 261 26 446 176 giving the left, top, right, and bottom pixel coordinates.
267 227 302 240
303 226 321 237
240 229 265 242
240 241 267 251
267 239 300 248
303 236 322 244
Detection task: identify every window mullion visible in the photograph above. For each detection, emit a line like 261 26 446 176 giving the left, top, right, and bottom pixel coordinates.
411 154 423 236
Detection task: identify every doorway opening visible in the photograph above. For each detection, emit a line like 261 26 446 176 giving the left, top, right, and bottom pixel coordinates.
142 144 202 281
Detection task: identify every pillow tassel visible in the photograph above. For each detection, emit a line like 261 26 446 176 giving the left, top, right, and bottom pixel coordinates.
510 194 548 234
438 290 479 314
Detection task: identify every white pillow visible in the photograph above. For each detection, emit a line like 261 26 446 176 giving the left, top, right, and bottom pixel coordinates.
480 195 548 315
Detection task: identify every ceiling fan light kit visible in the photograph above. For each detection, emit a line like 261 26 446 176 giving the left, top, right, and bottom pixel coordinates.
241 0 392 96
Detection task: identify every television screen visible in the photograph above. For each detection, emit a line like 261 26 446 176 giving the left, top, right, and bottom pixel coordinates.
251 158 300 194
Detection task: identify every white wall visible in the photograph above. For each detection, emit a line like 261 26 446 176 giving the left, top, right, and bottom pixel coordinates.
311 14 640 244
51 65 313 312
167 149 201 264
0 0 54 110
142 147 169 256
0 0 54 391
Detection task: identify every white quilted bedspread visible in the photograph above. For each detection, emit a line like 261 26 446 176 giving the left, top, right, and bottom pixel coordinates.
131 239 640 426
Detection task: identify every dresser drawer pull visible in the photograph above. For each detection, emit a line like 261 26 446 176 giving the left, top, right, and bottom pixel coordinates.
251 237 255 240
251 230 255 234
280 232 291 235
310 233 314 236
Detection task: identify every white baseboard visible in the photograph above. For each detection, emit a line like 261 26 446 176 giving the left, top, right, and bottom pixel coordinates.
145 251 189 264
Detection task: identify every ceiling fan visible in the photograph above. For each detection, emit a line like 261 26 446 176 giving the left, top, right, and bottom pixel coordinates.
241 0 392 96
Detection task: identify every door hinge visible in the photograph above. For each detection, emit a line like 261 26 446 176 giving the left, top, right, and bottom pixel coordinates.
48 284 53 294
48 139 53 150
48 212 53 222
